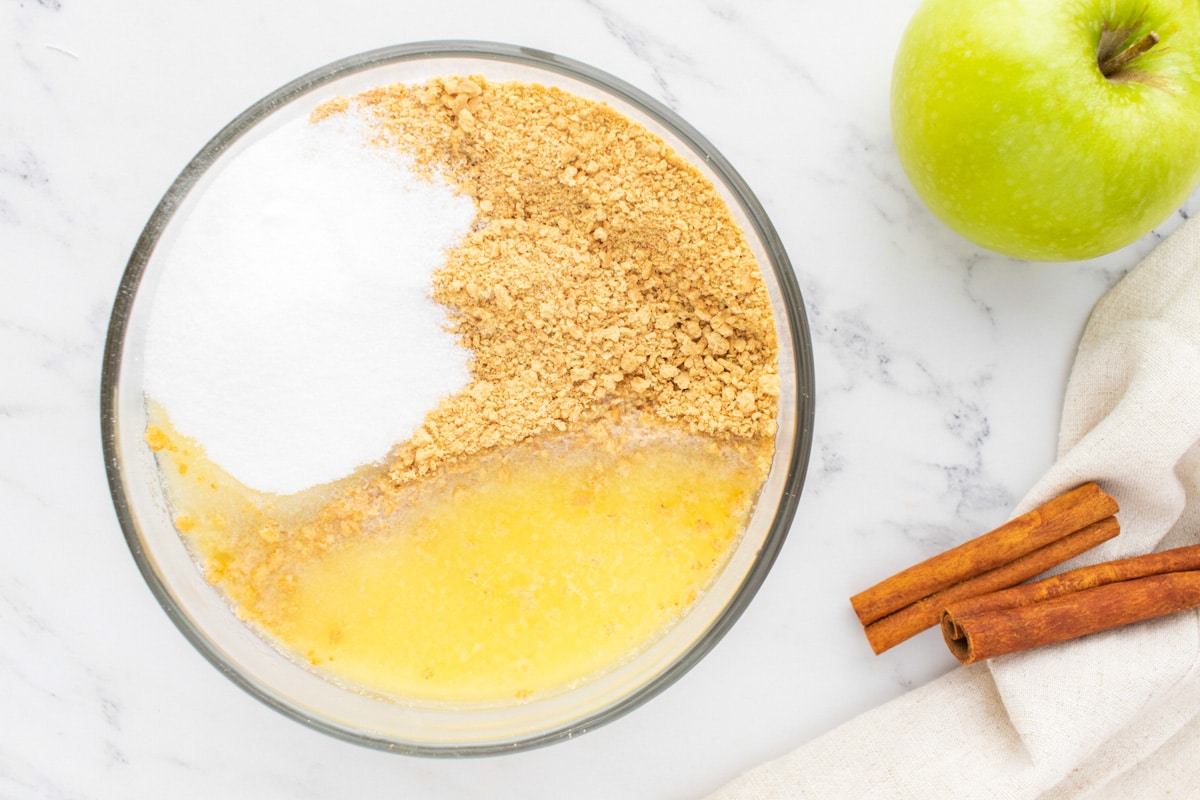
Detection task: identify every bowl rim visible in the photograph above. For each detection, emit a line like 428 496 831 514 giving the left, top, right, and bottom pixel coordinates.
99 39 816 756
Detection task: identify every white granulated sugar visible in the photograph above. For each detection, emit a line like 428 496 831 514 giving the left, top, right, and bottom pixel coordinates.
144 112 476 495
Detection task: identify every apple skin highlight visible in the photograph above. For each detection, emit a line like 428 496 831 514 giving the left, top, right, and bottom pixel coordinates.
891 0 1200 261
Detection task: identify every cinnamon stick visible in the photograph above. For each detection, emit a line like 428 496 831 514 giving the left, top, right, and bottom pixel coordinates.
850 483 1118 627
942 544 1200 664
863 516 1119 654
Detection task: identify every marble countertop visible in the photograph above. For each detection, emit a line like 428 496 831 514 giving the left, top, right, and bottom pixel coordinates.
4 1 1195 797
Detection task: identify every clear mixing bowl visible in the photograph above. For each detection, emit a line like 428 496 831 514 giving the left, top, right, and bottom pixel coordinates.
101 40 815 755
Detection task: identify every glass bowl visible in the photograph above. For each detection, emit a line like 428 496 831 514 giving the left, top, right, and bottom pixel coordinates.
100 40 815 755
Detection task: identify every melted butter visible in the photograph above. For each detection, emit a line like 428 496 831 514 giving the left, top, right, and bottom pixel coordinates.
147 403 768 703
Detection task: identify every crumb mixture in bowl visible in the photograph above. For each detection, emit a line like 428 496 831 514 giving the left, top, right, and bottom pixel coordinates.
103 42 813 754
337 76 780 482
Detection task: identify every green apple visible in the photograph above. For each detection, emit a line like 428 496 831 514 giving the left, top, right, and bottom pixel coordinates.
891 0 1200 261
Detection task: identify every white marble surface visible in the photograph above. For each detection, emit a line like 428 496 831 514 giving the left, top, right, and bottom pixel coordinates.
3 1 1196 797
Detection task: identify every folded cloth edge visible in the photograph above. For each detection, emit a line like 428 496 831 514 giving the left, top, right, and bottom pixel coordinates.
703 215 1200 799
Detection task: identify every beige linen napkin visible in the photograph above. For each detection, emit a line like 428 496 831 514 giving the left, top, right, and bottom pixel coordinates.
707 215 1200 799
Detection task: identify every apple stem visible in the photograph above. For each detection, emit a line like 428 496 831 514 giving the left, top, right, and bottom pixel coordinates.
1099 31 1160 77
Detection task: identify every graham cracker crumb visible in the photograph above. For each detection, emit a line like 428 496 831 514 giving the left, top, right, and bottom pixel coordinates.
315 76 780 489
